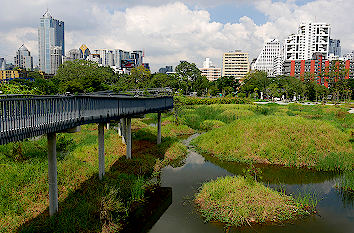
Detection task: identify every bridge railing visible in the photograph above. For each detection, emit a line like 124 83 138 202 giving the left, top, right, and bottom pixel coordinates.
0 95 173 145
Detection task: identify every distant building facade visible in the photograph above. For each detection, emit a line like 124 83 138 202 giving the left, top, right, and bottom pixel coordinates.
329 39 341 57
253 39 281 76
14 44 33 70
87 48 144 74
38 10 64 74
343 51 354 61
159 66 173 74
199 58 221 81
283 53 353 87
0 70 20 81
0 58 6 71
50 46 62 74
222 50 249 79
79 44 90 59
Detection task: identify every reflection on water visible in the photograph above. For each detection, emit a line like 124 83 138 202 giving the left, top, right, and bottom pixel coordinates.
150 134 354 233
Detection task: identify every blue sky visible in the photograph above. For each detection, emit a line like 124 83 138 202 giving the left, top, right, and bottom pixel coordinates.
207 3 268 25
0 0 353 71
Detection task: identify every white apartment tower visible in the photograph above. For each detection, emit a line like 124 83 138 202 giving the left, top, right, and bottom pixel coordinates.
284 22 330 60
222 50 249 79
253 39 281 76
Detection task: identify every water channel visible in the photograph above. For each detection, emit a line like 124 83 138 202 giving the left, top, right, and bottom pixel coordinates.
149 134 354 233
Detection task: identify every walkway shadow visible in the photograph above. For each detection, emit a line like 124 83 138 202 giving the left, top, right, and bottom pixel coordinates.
17 135 175 233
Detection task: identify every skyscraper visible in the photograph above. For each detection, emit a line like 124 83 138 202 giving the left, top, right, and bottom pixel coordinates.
14 44 33 70
252 39 281 76
38 10 64 74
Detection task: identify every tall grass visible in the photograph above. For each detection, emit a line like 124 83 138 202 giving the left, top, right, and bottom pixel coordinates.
195 176 315 227
336 171 354 192
192 115 353 171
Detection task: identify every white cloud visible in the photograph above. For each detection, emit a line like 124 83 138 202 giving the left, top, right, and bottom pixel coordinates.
0 0 353 72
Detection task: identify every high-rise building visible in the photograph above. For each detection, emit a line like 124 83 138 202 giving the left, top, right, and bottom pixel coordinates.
273 55 284 76
131 51 143 67
200 58 221 81
222 50 249 79
284 22 330 61
38 10 64 74
329 39 341 57
50 46 62 74
93 49 115 66
14 44 33 70
68 49 81 60
253 39 282 76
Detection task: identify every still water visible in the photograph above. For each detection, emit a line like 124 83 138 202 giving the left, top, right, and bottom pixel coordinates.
150 134 354 233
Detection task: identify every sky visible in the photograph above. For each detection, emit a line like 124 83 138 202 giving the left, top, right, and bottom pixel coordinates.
0 0 353 72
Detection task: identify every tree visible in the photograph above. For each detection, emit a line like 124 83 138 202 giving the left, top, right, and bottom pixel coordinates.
240 71 269 98
175 61 201 94
215 76 241 96
266 83 280 100
149 73 179 89
55 60 113 94
130 65 151 89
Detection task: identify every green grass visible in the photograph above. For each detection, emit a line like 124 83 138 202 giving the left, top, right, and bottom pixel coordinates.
195 176 316 227
192 115 353 171
0 112 192 232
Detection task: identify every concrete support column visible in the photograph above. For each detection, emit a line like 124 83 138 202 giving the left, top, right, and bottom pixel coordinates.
98 123 105 180
126 118 132 159
157 112 162 144
121 118 126 144
117 122 122 136
47 133 58 216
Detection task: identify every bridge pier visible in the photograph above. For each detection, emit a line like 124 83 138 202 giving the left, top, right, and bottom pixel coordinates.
121 118 126 144
98 123 105 180
126 118 132 159
47 133 58 216
117 121 122 136
157 113 162 144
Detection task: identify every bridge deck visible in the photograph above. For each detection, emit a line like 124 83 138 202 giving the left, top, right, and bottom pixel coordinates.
0 95 173 145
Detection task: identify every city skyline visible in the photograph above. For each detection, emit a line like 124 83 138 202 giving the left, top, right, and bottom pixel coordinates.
0 0 353 72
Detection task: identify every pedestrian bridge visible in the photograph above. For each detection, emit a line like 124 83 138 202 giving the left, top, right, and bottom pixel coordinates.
0 94 173 216
0 94 173 144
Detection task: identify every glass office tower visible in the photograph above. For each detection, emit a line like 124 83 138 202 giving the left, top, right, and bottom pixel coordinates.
38 10 64 74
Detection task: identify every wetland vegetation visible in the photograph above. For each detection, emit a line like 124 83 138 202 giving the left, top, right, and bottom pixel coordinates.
1 98 353 231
